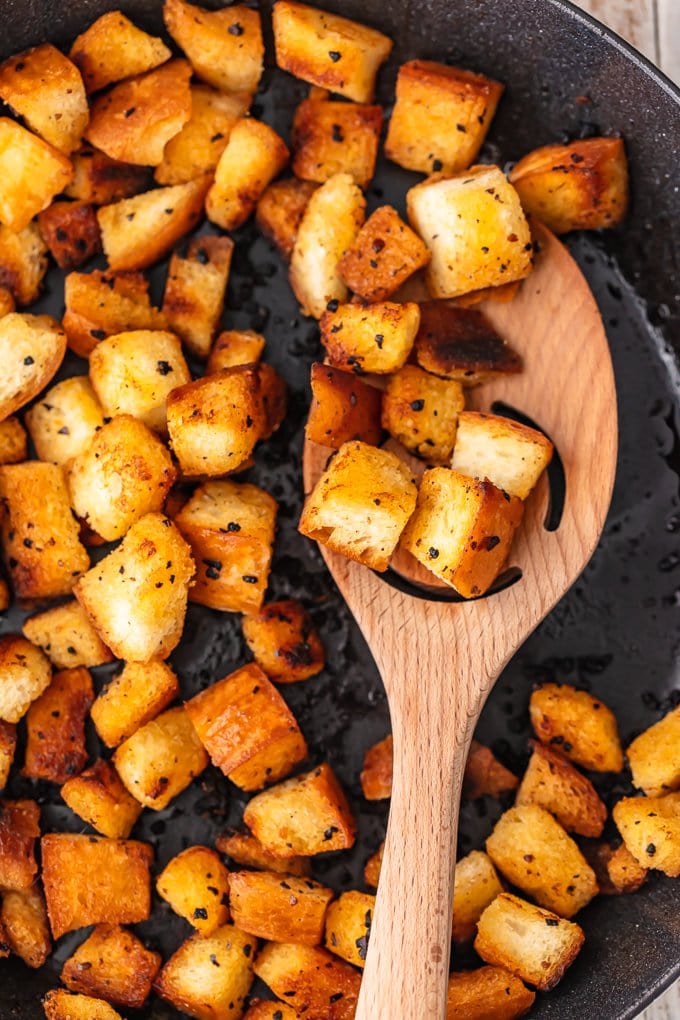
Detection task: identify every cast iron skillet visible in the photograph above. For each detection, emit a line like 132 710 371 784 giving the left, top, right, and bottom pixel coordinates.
1 1 679 1017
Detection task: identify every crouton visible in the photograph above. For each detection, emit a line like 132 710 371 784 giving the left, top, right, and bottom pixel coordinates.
25 376 104 465
0 44 87 154
157 87 250 188
360 734 392 800
0 461 89 600
463 740 519 800
0 720 16 789
414 301 522 385
0 286 14 317
244 1003 298 1020
0 417 27 464
207 330 266 373
486 804 598 917
363 841 383 888
157 846 230 934
627 704 680 796
0 222 48 306
61 759 143 839
516 741 606 838
272 0 392 103
86 60 192 166
452 849 505 943
529 683 624 772
1 885 50 969
0 119 73 232
61 923 161 1008
0 578 8 611
113 705 208 809
67 415 176 541
510 137 628 233
451 412 553 500
407 165 532 298
216 830 312 877
446 966 535 1019
241 599 324 684
173 480 277 614
383 365 465 463
307 362 382 449
401 468 523 597
43 990 123 1020
290 172 365 318
258 364 288 439
0 312 66 421
385 60 504 175
185 662 307 791
89 329 190 433
63 270 167 357
155 924 255 1020
163 236 233 358
230 869 333 944
91 659 180 748
65 145 151 204
338 205 431 303
23 666 94 783
206 118 289 231
475 893 584 991
613 793 680 877
0 799 40 890
292 97 382 188
0 636 52 724
606 842 648 894
324 889 374 967
256 177 318 261
244 763 356 857
320 300 420 375
23 600 111 670
70 11 172 93
37 201 101 270
164 0 264 96
254 942 361 1020
98 175 211 272
74 513 194 661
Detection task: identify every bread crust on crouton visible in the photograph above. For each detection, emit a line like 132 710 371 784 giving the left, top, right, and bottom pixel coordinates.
0 222 48 306
256 177 318 261
292 97 382 188
516 740 607 837
216 829 312 877
414 301 522 385
241 598 324 684
206 118 289 231
43 990 123 1020
307 362 383 449
0 798 40 891
61 924 161 1008
23 666 94 784
0 119 73 232
230 868 334 945
254 941 361 1020
61 758 143 839
529 682 623 772
70 11 172 93
163 235 234 359
0 313 66 421
627 704 680 796
324 889 375 967
383 364 465 463
1 884 50 969
360 733 393 800
65 145 151 205
320 300 421 375
462 740 519 800
91 659 180 748
613 793 680 877
156 85 250 186
157 846 230 934
63 270 166 357
339 205 431 302
446 965 535 1019
0 417 27 465
38 201 101 270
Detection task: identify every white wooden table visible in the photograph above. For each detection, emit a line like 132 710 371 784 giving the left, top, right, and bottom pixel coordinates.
571 2 678 1017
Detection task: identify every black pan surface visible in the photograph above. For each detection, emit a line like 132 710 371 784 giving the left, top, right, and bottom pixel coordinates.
1 1 680 1017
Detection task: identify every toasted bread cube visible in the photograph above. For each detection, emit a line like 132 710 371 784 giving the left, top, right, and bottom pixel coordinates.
516 741 606 838
414 301 522 385
244 763 356 857
241 599 324 684
0 799 40 890
613 793 680 877
292 97 382 188
606 842 648 894
338 205 431 303
216 830 312 877
510 137 628 233
0 221 48 306
321 300 420 375
173 480 277 613
164 0 264 96
61 759 143 839
43 990 123 1020
256 178 318 261
254 942 361 1019
113 705 207 809
91 659 180 748
363 841 383 888
475 893 584 991
70 11 172 93
157 86 250 187
0 312 66 421
0 578 8 611
67 415 176 541
206 118 289 231
407 166 532 298
383 365 465 463
207 330 266 373
25 376 104 465
401 468 523 597
157 846 230 934
627 704 680 796
307 362 382 449
360 734 392 800
63 270 166 357
0 720 16 789
66 145 151 205
37 201 101 271
446 966 535 1019
230 869 333 944
0 417 27 465
0 118 73 232
244 1003 298 1020
258 363 288 440
529 683 624 772
452 850 503 943
23 667 93 783
74 513 194 661
0 462 89 600
486 804 598 917
386 61 504 175
98 176 210 272
23 599 113 670
324 889 374 967
451 412 553 500
463 740 519 800
0 636 52 724
163 236 233 359
273 0 392 103
290 172 365 318
0 286 14 317
186 663 307 791
86 60 192 167
1 885 50 969
61 923 160 1008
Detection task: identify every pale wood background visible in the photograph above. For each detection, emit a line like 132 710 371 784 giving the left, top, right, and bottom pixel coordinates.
571 2 678 1017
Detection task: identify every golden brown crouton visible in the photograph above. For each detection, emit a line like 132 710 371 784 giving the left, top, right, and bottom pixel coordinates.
0 222 48 306
156 85 250 186
452 850 504 943
363 841 384 888
613 793 680 877
173 480 277 614
0 720 16 789
216 829 312 877
254 942 361 1020
70 11 172 93
321 300 421 375
23 667 93 783
163 236 234 359
43 990 123 1020
157 846 230 934
206 118 290 231
230 869 334 944
383 365 465 463
529 683 624 772
25 376 104 465
307 362 382 449
292 97 382 188
360 734 392 800
242 599 324 684
244 762 356 857
0 799 40 890
627 705 680 796
65 145 151 205
258 363 288 440
164 0 264 96
272 0 392 103
1 885 50 969
0 286 14 317
244 1002 298 1020
91 659 180 748
185 662 307 791
61 759 143 839
604 842 648 894
74 513 194 661
0 417 27 465
207 330 266 373
510 137 628 233
451 412 553 500
407 166 533 298
0 313 66 421
61 924 161 1008
113 706 208 809
446 965 535 1019
37 201 101 271
324 889 374 967
63 270 166 357
414 301 522 385
463 741 519 800
386 60 504 175
338 205 431 303
256 177 318 261
516 741 606 838
0 118 73 232
0 636 52 725
475 893 584 991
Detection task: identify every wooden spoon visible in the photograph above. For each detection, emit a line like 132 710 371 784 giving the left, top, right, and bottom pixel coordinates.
302 223 617 1019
